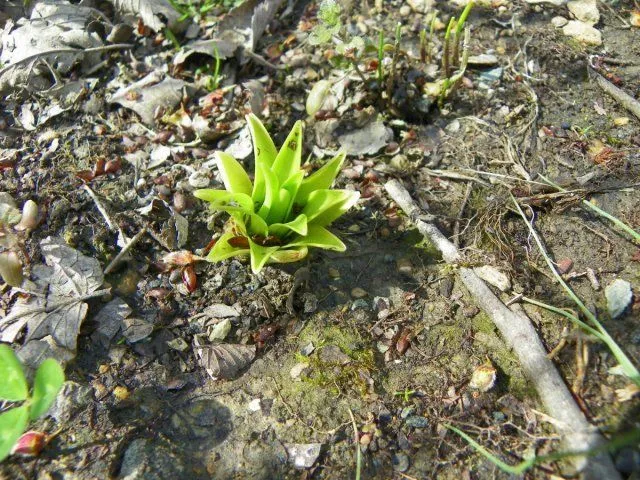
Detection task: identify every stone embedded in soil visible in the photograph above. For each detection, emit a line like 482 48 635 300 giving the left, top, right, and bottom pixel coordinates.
615 448 640 474
48 382 92 423
405 416 429 428
119 438 188 479
285 443 322 469
392 453 410 472
407 0 436 13
319 345 351 365
562 20 602 45
605 278 633 319
556 258 573 274
467 54 499 67
551 16 569 27
567 0 600 25
290 362 310 380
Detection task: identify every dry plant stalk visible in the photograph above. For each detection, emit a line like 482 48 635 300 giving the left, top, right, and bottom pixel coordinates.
384 179 620 479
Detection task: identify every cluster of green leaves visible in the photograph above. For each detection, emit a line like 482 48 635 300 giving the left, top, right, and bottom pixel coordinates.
0 345 64 462
195 114 359 273
309 0 365 57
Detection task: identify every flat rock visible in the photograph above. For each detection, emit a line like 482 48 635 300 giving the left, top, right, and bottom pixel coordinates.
468 54 499 67
568 0 599 25
407 0 436 13
285 443 322 469
551 16 569 27
563 20 602 45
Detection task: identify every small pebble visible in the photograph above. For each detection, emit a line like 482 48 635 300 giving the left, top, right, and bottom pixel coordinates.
396 257 413 275
328 267 340 279
392 453 410 472
113 386 130 401
613 117 630 127
551 16 568 27
351 287 368 298
557 258 573 274
405 416 429 428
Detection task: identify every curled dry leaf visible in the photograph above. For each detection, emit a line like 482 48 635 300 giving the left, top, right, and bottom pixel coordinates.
193 335 256 380
162 250 198 266
108 0 183 32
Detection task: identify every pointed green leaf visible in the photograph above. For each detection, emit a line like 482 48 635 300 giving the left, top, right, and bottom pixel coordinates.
247 114 278 205
246 114 278 167
257 162 279 220
0 405 29 462
0 345 28 402
280 171 304 220
301 189 360 226
270 247 309 263
245 213 269 237
215 151 253 196
271 121 303 184
269 214 308 238
30 359 65 420
207 232 250 263
266 188 291 225
194 190 254 214
295 151 346 204
249 240 280 273
287 225 346 251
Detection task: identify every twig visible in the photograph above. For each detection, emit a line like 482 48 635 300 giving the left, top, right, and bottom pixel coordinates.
453 182 473 248
104 227 148 275
592 69 640 120
347 407 362 480
384 179 621 479
82 185 118 233
0 44 133 78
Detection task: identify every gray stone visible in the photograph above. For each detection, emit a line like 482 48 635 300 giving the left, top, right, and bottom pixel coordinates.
392 453 410 472
405 416 429 428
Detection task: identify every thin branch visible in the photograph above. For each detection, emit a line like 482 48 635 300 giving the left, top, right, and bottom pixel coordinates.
384 179 621 479
104 227 148 275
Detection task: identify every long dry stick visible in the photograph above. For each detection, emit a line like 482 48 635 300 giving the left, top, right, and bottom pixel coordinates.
592 69 640 120
384 179 620 479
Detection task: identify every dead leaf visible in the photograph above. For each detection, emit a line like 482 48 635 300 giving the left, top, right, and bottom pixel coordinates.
92 297 132 346
0 2 105 93
108 72 190 125
122 317 154 343
0 237 107 351
108 0 184 32
194 336 256 380
173 0 284 65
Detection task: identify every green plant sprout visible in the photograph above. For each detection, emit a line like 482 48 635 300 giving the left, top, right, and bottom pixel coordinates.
0 344 65 462
195 114 360 273
446 424 640 475
436 1 473 106
195 45 222 92
511 194 640 387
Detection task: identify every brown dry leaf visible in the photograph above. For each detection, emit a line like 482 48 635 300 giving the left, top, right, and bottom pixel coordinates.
193 335 256 380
